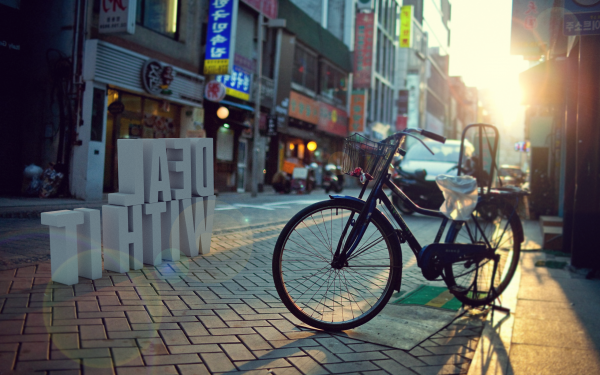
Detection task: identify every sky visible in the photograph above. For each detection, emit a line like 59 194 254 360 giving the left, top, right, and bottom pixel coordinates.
448 0 530 127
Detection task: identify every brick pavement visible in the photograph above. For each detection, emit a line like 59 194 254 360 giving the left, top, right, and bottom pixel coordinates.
0 223 484 375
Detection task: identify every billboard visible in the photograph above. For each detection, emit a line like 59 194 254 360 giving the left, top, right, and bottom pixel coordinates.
399 5 413 48
318 102 348 137
289 91 319 125
510 0 554 57
349 90 367 133
204 0 239 75
353 13 375 89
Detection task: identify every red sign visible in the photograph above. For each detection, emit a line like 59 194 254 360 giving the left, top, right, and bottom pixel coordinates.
396 115 408 131
349 90 367 133
354 13 375 88
241 0 278 19
318 102 348 137
204 81 227 102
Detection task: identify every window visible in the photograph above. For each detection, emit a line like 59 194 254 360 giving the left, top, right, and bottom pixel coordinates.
292 45 318 92
136 0 179 38
320 62 348 106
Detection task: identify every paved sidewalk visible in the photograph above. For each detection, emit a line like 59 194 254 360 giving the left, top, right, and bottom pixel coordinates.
467 251 600 375
0 222 485 375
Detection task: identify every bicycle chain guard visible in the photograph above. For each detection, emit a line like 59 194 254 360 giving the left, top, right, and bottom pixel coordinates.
417 242 491 281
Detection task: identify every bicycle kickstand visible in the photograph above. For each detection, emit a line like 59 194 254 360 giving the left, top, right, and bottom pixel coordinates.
489 255 510 317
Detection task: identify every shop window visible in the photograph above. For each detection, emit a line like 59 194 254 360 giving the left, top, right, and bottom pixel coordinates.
292 45 317 92
320 62 348 106
136 0 179 39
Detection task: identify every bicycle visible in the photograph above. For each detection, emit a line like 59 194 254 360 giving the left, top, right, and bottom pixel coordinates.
272 125 526 331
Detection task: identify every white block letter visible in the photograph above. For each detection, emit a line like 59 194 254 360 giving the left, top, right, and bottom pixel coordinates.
41 210 84 285
166 138 192 200
161 200 180 261
108 139 145 206
74 208 102 280
102 204 144 273
143 139 172 203
179 195 216 257
142 201 166 266
191 138 214 197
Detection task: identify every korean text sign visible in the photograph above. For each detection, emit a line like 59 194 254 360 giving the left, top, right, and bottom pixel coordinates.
216 65 252 101
349 90 367 133
564 0 600 36
353 13 374 89
399 6 413 48
99 0 137 34
204 0 239 75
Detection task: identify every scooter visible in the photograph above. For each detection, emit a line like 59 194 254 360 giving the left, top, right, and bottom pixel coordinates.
322 164 344 194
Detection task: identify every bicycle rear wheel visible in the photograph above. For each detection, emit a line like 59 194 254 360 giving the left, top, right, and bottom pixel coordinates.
443 198 522 306
272 199 401 331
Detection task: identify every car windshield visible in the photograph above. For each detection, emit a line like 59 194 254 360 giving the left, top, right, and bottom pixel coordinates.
404 142 461 163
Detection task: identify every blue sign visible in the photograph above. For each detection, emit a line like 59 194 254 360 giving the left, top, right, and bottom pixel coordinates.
204 0 238 75
216 65 252 101
564 0 600 36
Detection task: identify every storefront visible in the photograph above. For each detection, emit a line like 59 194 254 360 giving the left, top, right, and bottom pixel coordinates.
71 40 205 200
274 90 348 185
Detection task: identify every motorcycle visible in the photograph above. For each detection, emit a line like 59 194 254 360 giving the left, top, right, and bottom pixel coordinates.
290 167 315 194
390 167 444 214
322 164 344 194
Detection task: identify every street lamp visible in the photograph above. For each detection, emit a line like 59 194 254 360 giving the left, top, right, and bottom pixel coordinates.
307 141 317 152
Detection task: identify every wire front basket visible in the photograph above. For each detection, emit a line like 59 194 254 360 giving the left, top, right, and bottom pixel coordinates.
341 133 397 180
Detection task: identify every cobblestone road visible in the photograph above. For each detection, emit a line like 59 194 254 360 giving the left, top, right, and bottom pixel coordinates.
0 220 484 375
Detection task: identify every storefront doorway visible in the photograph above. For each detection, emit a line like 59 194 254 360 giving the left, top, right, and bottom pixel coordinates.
104 89 181 192
237 139 248 193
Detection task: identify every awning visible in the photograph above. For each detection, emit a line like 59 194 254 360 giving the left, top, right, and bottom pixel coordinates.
519 59 566 105
220 99 255 112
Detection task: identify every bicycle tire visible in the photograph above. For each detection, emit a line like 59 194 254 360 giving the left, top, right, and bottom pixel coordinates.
272 199 401 331
443 198 522 306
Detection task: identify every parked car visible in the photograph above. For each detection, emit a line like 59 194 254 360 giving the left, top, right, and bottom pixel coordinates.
391 139 474 214
498 165 527 187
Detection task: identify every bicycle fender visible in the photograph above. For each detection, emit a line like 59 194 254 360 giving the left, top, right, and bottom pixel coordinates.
329 195 364 203
329 194 403 292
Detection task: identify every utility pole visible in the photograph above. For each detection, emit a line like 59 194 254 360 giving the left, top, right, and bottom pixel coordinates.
251 4 264 198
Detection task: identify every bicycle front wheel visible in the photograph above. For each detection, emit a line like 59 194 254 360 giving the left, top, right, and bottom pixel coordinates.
443 198 522 307
273 199 401 331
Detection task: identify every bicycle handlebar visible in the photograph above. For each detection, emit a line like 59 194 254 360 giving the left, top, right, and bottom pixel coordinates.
421 130 446 143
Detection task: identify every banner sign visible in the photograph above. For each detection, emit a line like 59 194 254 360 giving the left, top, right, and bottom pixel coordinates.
564 0 600 36
99 0 136 34
216 65 252 101
349 90 367 133
353 13 375 89
510 0 554 56
318 102 348 137
241 0 278 19
396 115 408 131
288 91 319 124
204 0 239 75
399 5 413 48
41 139 215 285
397 89 409 114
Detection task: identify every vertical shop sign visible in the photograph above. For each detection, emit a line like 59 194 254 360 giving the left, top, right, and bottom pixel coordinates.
399 6 413 48
318 102 348 137
353 13 374 89
216 65 252 101
395 115 408 131
510 0 554 56
99 0 137 34
349 90 367 133
204 0 239 75
241 0 278 19
564 0 600 36
288 91 319 124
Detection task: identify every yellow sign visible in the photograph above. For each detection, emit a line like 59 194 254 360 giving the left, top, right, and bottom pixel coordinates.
225 88 250 101
399 5 413 48
204 59 230 75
